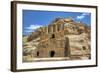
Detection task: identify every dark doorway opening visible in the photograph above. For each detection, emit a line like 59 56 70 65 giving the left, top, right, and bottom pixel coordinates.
51 34 55 38
37 51 39 56
82 46 86 50
50 51 55 57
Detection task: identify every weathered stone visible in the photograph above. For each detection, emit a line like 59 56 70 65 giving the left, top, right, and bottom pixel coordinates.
23 17 91 62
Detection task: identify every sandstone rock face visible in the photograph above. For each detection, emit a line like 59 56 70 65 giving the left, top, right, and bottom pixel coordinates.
23 17 91 62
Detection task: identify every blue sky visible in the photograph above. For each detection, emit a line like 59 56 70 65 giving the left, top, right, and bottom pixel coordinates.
23 10 91 35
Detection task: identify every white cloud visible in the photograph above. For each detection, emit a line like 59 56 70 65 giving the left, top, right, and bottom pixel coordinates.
24 30 33 33
76 13 89 20
25 24 42 33
26 24 42 30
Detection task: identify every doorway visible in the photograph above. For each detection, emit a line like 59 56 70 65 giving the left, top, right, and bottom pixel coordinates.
51 34 55 38
50 51 55 57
